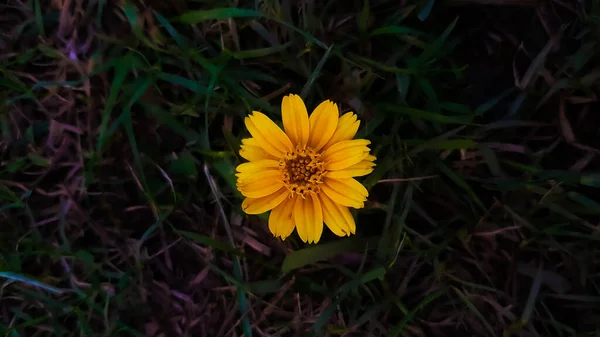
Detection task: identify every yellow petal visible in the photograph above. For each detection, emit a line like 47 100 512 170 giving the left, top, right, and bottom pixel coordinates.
294 194 323 244
321 177 368 209
242 138 259 146
363 154 376 162
236 159 280 173
323 112 360 150
239 138 276 161
268 196 296 240
245 112 292 157
236 169 280 184
325 159 376 178
238 176 284 198
322 139 371 171
319 193 356 236
236 159 281 181
242 187 289 214
307 100 338 151
282 94 310 147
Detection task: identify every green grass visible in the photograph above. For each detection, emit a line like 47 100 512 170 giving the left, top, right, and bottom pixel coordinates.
1 0 600 336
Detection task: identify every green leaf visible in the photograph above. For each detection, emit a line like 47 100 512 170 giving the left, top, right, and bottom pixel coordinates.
452 287 496 336
389 289 446 336
34 0 45 36
567 191 600 210
223 127 242 161
415 17 457 65
474 88 513 116
153 10 186 48
436 159 486 212
140 103 204 143
178 8 262 23
97 54 137 153
362 151 395 189
357 0 370 35
377 180 399 261
580 174 600 187
378 103 473 125
27 153 50 167
415 139 477 151
281 237 379 273
158 73 207 94
350 54 414 74
247 279 283 294
38 45 63 59
168 151 198 179
178 230 238 254
301 44 334 99
227 42 292 59
370 26 425 37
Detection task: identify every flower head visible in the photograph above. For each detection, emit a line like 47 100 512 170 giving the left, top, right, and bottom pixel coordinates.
236 94 376 243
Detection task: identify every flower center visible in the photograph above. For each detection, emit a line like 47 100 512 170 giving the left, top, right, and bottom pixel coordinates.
280 146 325 198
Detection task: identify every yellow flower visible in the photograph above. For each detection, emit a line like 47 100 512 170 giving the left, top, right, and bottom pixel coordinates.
236 94 376 243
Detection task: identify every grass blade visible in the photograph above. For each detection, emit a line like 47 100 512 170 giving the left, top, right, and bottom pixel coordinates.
0 272 62 294
301 44 334 99
282 237 379 273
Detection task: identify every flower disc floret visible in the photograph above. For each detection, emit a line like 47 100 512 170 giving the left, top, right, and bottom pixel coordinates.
281 146 325 197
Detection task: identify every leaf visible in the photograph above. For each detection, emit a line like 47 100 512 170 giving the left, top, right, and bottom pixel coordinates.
34 0 45 36
362 150 395 189
516 35 559 90
178 8 263 23
281 237 379 273
247 279 283 294
202 163 253 337
389 289 446 336
452 287 496 336
350 55 414 74
396 73 411 102
158 73 207 94
227 42 292 59
417 78 438 110
567 191 600 210
97 54 137 153
580 174 600 187
0 272 62 294
417 0 435 21
168 151 198 179
140 103 204 143
153 10 186 48
370 26 425 37
377 182 400 261
379 103 473 124
415 17 457 65
336 266 386 295
416 139 477 151
521 264 543 324
357 0 370 34
0 185 22 203
478 144 505 177
301 44 334 99
178 230 238 254
517 263 571 294
474 88 513 116
436 159 486 211
37 45 63 59
439 102 472 115
210 158 238 194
